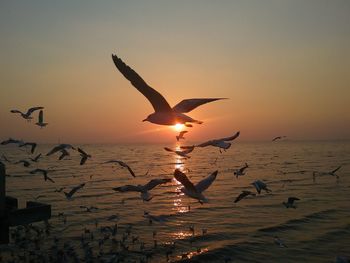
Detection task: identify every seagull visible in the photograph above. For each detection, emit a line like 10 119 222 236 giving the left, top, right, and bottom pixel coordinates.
274 236 287 248
18 142 37 154
46 144 75 156
196 131 240 151
1 138 23 145
10 106 44 121
78 148 91 165
15 160 31 167
64 183 85 199
174 169 218 203
103 160 136 177
176 131 188 141
234 190 256 203
111 54 227 126
113 178 171 201
272 136 286 142
30 168 55 183
164 146 195 158
35 110 48 128
282 197 300 208
252 180 271 194
234 163 248 178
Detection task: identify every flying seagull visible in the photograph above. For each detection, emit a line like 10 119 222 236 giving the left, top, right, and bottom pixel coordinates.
15 160 31 167
164 146 195 159
103 160 136 177
283 197 300 208
272 136 286 142
176 131 188 141
30 168 55 183
234 163 248 178
328 166 341 178
111 54 226 126
19 142 37 154
113 178 171 201
58 149 70 160
78 148 91 165
174 169 218 203
64 183 85 199
234 190 256 203
196 131 240 151
10 106 44 121
252 180 271 194
35 110 48 128
46 144 75 156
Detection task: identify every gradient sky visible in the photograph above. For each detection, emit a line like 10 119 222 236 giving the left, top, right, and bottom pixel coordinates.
1 0 349 143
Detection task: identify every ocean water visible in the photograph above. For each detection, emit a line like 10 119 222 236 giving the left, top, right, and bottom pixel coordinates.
0 141 349 263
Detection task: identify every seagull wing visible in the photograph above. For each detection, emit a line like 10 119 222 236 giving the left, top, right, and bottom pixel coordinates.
195 170 218 193
172 98 227 113
234 192 248 203
174 169 198 193
113 185 141 192
112 54 172 112
218 131 240 142
78 147 88 156
144 178 171 191
119 161 136 177
38 110 44 123
179 131 188 137
26 106 44 116
80 156 88 165
164 147 175 153
10 109 23 114
331 166 341 174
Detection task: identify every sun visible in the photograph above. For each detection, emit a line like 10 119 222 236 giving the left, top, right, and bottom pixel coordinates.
173 123 184 132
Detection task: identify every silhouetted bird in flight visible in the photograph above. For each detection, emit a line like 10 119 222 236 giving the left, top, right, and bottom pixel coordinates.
196 131 240 151
78 148 91 165
176 131 188 141
112 54 226 126
252 180 271 194
174 169 218 203
234 163 249 178
164 146 194 159
272 136 286 141
19 142 37 154
10 106 44 121
234 190 255 203
282 197 300 208
113 178 171 202
103 160 136 177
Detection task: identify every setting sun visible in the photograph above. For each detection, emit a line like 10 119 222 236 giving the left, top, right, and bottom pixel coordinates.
173 123 184 132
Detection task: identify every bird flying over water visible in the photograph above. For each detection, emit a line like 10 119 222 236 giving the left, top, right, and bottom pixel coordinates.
78 148 91 165
111 54 226 126
234 163 248 178
35 110 48 128
174 169 218 203
282 197 300 208
30 168 55 183
15 160 31 167
234 190 256 203
103 160 136 177
46 144 75 156
10 106 44 121
252 180 271 194
196 132 240 151
113 178 171 201
1 138 23 145
164 146 195 159
64 183 85 199
272 136 286 141
176 131 188 141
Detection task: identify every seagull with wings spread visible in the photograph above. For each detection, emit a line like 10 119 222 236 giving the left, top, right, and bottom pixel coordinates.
10 106 44 121
112 54 227 126
103 160 136 177
113 178 171 201
196 131 240 151
174 169 218 203
164 145 195 159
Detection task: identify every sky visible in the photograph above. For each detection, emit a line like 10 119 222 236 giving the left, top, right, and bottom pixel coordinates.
1 0 349 143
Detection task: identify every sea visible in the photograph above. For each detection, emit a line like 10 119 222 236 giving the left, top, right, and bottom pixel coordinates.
0 140 349 263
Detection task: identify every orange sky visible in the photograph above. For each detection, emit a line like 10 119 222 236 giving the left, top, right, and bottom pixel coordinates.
1 1 349 143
